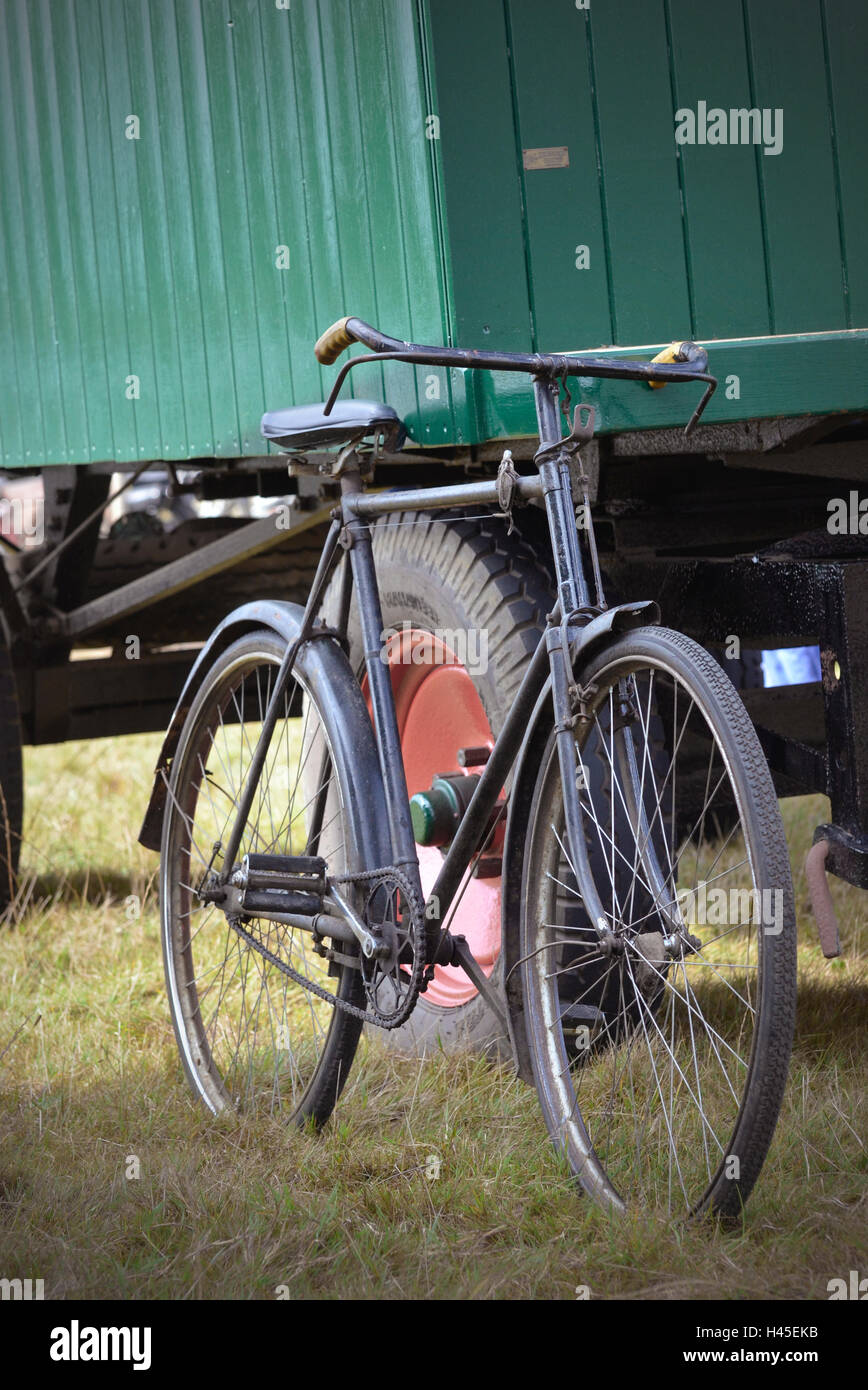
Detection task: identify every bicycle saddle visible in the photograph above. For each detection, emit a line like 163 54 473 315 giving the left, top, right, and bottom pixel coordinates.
261 399 406 451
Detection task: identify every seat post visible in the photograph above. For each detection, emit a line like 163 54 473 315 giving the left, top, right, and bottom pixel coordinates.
340 472 422 893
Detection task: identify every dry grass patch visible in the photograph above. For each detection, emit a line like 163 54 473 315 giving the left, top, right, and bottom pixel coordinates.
0 734 863 1298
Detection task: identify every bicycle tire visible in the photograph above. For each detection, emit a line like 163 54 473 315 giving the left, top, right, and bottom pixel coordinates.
519 625 797 1219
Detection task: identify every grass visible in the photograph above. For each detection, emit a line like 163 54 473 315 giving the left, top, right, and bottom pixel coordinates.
0 731 864 1299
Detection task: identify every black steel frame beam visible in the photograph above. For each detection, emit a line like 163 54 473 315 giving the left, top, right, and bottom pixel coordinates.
56 503 333 640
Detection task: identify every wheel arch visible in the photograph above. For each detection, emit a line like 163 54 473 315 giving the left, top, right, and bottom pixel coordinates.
138 600 390 862
502 678 555 1084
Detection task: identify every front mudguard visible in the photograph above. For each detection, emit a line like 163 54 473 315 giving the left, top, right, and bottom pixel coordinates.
502 600 659 1083
138 600 391 865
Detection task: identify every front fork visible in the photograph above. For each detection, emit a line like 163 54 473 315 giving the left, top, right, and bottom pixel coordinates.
533 378 681 952
534 377 618 953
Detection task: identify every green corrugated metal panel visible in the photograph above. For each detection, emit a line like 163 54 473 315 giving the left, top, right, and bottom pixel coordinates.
0 0 453 467
429 0 868 440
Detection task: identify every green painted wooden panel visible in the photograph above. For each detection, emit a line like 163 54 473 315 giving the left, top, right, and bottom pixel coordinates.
666 0 770 339
584 0 693 344
505 0 612 351
435 0 861 356
427 0 531 353
0 0 449 466
429 0 866 442
744 0 846 334
822 0 868 327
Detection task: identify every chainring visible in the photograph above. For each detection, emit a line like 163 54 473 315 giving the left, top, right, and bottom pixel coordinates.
357 868 427 1028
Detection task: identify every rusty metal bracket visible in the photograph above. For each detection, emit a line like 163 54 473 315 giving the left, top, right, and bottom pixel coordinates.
804 839 842 958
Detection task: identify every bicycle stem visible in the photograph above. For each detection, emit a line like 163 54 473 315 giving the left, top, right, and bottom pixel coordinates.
533 377 591 616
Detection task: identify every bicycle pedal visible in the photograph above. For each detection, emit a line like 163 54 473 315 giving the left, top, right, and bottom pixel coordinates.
560 1002 605 1045
560 1003 605 1023
237 852 326 895
241 887 324 916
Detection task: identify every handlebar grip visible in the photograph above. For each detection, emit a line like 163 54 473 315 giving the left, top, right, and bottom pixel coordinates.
314 316 356 365
648 339 706 388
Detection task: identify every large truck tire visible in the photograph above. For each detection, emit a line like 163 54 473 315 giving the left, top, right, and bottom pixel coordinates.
328 511 553 1057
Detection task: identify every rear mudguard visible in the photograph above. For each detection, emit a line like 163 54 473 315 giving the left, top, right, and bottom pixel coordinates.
502 601 659 1083
138 600 391 865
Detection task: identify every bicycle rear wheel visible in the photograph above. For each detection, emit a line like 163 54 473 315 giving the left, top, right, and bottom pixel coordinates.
520 626 797 1219
160 630 366 1126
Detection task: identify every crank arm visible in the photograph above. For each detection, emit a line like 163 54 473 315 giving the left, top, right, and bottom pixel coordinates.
326 882 391 960
217 865 390 961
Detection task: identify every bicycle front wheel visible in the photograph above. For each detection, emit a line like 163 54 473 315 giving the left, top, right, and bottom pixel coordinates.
520 626 797 1219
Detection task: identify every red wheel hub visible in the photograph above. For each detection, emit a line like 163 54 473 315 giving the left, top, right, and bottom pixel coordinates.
367 628 501 1007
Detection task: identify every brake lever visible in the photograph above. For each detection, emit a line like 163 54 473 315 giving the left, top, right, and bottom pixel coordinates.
683 375 718 437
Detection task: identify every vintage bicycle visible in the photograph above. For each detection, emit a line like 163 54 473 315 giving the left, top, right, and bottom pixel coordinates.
141 318 797 1220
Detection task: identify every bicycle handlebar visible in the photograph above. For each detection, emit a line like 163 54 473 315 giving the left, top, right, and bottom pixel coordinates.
315 316 718 434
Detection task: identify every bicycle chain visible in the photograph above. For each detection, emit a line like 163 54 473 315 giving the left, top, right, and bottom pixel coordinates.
227 864 426 1029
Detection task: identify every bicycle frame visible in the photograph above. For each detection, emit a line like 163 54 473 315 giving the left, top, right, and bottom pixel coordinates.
218 335 717 977
216 461 552 958
217 386 627 970
340 376 617 958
